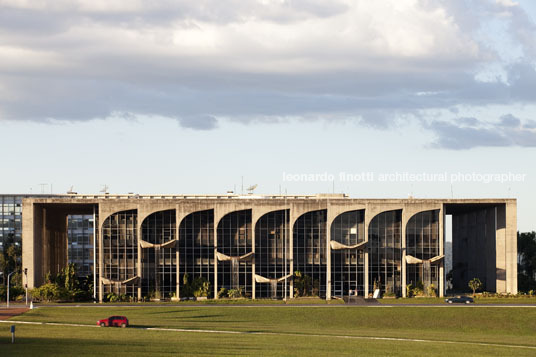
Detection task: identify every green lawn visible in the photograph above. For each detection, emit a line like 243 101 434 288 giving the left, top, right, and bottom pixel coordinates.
1 306 536 356
378 297 536 304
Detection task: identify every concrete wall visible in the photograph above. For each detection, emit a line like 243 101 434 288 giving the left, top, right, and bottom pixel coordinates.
450 204 515 293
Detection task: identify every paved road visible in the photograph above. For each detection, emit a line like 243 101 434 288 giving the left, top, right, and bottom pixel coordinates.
0 308 29 320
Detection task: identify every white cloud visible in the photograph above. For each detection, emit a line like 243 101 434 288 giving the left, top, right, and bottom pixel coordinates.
0 0 536 145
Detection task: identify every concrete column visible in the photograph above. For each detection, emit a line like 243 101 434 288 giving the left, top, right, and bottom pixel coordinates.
289 210 294 299
252 221 256 300
137 221 142 301
364 209 369 298
22 202 37 289
176 207 180 300
505 201 518 294
326 217 331 301
439 206 445 297
401 210 407 298
98 222 104 303
213 222 218 299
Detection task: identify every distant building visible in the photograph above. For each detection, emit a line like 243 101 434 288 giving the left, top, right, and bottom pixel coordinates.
1 194 93 278
21 194 517 301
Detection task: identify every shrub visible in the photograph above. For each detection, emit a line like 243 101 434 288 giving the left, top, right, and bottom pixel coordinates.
193 277 210 298
227 287 244 299
105 292 132 303
468 278 483 296
0 285 25 301
181 274 211 298
217 288 228 299
406 284 414 298
294 271 314 297
32 283 68 302
427 284 437 297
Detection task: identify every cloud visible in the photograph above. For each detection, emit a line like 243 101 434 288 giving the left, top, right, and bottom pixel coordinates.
1 0 536 149
427 114 536 149
178 114 218 130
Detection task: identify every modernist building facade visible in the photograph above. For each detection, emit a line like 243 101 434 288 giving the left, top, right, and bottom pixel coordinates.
21 194 518 301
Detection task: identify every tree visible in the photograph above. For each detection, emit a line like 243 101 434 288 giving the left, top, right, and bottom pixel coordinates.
0 234 22 287
518 231 536 292
468 278 482 296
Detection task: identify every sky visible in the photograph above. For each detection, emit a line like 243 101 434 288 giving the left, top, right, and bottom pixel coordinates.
0 0 535 231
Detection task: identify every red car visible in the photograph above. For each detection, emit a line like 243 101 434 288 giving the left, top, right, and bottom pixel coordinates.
97 316 129 328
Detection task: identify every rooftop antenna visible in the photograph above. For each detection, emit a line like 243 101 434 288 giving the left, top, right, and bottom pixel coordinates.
247 184 258 194
67 186 77 194
241 176 244 195
100 184 109 195
39 183 47 194
450 184 454 198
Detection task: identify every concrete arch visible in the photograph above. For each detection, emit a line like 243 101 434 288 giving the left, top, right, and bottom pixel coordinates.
254 209 291 299
405 210 442 297
176 209 215 299
138 204 177 229
328 209 366 298
140 209 176 246
216 209 253 297
401 204 443 298
293 209 328 298
367 209 403 297
99 209 139 301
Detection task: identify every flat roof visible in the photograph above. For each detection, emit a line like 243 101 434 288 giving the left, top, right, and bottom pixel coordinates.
21 194 516 205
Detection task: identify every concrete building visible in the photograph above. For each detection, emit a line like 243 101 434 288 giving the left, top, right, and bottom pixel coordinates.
21 194 518 301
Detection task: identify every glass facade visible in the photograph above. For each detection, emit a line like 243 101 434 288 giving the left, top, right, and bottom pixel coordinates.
406 210 440 291
293 210 327 298
179 210 214 298
217 210 252 297
101 210 138 297
0 196 22 251
368 210 402 296
331 210 365 297
67 215 95 277
141 210 176 299
255 210 290 299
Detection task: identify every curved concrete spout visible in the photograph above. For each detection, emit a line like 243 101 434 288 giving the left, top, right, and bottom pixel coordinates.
405 254 444 264
139 239 177 249
215 251 254 262
101 275 140 285
330 240 367 250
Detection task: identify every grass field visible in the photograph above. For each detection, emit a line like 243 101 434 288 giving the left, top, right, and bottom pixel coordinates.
1 305 536 356
378 297 536 304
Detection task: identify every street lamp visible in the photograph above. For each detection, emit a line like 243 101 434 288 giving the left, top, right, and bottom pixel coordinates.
7 271 15 308
24 268 28 306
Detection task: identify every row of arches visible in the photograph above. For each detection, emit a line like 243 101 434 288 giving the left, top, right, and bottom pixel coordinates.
100 208 441 299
